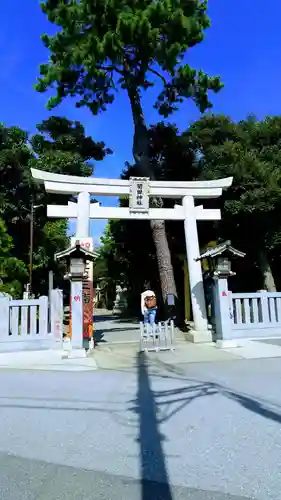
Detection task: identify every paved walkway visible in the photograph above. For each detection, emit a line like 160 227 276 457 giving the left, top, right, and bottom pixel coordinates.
91 309 281 371
94 309 141 344
1 358 281 499
93 308 189 343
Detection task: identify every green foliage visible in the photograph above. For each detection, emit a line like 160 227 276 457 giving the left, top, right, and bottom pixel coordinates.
97 114 281 297
181 114 281 290
0 117 110 297
36 0 222 116
36 0 223 302
31 116 112 177
186 114 281 252
0 218 27 297
0 125 34 220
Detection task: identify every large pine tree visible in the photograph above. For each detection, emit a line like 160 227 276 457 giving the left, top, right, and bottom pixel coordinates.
36 0 222 301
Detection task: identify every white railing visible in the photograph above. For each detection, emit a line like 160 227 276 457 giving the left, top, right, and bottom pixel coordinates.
139 321 175 352
0 291 63 352
230 292 281 330
0 296 53 349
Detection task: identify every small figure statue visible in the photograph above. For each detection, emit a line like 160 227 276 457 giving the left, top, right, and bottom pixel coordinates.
141 284 157 325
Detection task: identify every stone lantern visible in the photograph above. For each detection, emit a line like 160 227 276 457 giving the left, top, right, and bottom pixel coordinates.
55 240 96 355
197 240 245 344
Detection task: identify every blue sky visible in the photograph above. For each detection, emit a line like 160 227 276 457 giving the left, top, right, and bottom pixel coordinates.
1 0 281 245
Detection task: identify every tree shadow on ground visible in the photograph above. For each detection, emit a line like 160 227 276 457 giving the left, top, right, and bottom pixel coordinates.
95 326 139 333
93 331 107 344
129 355 281 499
0 356 280 499
225 390 281 424
93 326 139 345
93 314 113 323
93 311 139 324
113 316 140 324
147 358 281 425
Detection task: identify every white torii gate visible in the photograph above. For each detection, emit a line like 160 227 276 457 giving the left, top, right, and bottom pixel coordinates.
31 168 233 342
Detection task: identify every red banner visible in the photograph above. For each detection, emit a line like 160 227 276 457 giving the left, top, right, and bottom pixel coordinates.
82 277 94 339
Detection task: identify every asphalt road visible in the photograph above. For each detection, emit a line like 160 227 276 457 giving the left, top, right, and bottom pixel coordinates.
0 356 280 499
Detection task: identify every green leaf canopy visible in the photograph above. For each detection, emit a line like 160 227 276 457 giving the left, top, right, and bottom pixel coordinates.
36 0 222 116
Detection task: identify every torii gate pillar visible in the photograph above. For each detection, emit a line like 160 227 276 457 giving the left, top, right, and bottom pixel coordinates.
183 195 211 342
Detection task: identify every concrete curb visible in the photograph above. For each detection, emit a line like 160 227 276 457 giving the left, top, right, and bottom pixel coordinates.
1 338 281 371
0 349 98 371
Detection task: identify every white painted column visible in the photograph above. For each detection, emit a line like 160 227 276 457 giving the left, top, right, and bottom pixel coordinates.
0 298 9 340
50 288 63 343
182 195 209 337
76 192 90 238
213 277 237 348
71 280 84 350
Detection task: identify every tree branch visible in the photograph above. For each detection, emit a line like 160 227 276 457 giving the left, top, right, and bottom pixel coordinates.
96 64 123 75
148 67 167 85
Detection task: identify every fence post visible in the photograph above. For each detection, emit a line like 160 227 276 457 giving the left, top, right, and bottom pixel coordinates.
170 320 175 345
39 296 48 337
50 289 63 342
260 292 270 324
0 299 9 339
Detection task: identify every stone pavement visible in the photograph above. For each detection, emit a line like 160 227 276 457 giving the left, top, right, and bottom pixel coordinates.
1 357 281 499
91 309 281 371
0 341 240 372
93 308 188 344
91 341 240 371
94 309 141 344
91 338 281 371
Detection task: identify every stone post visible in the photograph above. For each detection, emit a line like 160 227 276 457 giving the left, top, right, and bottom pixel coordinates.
213 276 236 348
70 280 85 354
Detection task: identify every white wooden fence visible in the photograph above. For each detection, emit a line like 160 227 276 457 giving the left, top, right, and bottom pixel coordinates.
0 291 63 352
230 291 281 338
140 321 175 352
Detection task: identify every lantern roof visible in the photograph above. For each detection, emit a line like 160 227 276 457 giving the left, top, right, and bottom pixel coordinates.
55 240 97 262
196 240 246 261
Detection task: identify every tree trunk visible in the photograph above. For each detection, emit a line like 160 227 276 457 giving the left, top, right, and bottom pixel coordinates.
127 86 177 301
150 219 177 298
258 249 276 292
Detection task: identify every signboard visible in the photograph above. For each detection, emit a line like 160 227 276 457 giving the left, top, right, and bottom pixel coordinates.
50 289 63 342
167 294 175 306
129 177 149 213
82 276 94 339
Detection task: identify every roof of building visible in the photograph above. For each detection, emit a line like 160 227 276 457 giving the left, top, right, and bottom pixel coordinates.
55 240 98 261
196 240 246 260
